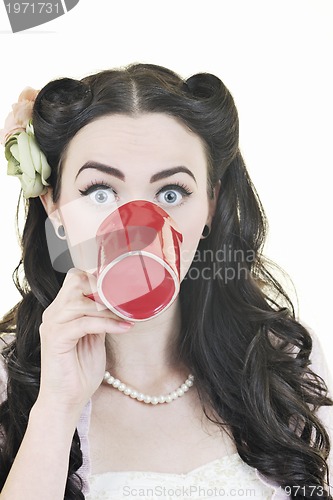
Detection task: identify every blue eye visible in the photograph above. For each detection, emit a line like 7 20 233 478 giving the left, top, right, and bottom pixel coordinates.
79 183 116 205
89 189 115 204
156 183 193 207
156 189 182 205
79 181 193 207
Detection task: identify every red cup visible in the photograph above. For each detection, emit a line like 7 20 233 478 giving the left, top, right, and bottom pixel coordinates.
88 200 183 321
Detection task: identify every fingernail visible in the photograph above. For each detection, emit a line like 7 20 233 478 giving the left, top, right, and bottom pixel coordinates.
118 321 135 329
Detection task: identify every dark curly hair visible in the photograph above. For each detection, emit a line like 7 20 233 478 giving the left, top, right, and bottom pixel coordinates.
0 63 332 499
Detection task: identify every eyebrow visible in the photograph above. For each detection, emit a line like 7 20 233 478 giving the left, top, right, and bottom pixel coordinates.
75 161 197 184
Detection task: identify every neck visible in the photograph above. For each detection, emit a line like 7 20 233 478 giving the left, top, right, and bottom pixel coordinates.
104 298 189 393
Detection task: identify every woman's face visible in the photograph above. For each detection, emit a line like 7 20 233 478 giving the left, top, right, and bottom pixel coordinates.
44 113 219 281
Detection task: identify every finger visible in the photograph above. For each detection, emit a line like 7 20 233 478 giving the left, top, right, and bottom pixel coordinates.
64 269 117 315
45 268 134 324
47 268 98 316
64 269 134 321
43 302 132 330
62 268 97 297
83 291 109 313
52 282 131 324
65 316 135 341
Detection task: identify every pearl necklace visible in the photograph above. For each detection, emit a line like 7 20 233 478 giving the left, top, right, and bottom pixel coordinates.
103 371 195 405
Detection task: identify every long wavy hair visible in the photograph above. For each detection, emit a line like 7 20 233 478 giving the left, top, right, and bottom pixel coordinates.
0 63 332 498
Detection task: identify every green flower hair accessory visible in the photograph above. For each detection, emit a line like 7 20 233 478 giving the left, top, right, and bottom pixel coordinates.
0 87 52 198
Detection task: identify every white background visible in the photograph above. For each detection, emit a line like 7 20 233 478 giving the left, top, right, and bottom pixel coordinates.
0 1 332 362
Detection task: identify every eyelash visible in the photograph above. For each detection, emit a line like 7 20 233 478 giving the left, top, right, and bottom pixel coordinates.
79 180 193 206
79 180 112 196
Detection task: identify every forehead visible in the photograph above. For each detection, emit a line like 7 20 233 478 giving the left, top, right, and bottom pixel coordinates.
63 113 207 174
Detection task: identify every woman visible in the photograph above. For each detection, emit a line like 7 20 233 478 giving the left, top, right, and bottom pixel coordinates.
0 63 332 499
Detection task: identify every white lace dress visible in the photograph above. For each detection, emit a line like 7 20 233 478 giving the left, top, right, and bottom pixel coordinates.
1 328 332 499
85 453 281 499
